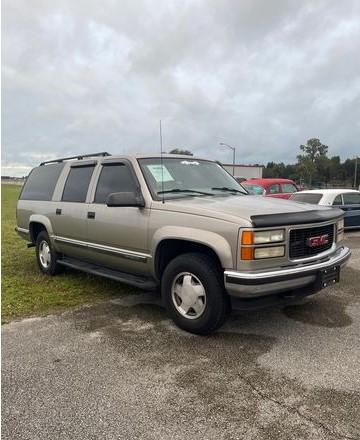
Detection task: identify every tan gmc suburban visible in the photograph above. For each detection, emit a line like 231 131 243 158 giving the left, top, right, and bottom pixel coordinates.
16 152 351 334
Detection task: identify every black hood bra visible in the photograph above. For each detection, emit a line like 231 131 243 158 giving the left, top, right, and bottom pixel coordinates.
251 208 344 228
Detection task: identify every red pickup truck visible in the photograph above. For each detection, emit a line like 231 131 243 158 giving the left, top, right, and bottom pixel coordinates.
241 178 298 199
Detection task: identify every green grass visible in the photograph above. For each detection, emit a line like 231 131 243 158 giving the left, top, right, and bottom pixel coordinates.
1 184 137 322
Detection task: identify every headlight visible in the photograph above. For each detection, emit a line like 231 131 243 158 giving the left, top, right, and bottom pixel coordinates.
253 229 284 244
254 246 285 259
337 219 344 242
241 229 286 260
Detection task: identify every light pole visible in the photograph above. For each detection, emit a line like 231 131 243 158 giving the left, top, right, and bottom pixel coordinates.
219 142 236 176
354 156 358 189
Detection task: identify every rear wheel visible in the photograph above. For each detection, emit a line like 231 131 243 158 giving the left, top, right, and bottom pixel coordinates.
161 253 230 334
35 231 63 276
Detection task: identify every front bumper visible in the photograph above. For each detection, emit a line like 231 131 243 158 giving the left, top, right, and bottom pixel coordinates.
224 245 351 298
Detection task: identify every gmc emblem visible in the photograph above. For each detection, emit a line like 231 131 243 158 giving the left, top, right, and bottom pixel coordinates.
306 234 329 248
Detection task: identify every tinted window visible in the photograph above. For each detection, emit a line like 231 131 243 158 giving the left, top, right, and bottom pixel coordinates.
333 195 343 205
343 192 360 205
268 184 280 194
282 183 297 193
94 164 136 203
62 165 95 202
290 193 322 204
20 163 65 201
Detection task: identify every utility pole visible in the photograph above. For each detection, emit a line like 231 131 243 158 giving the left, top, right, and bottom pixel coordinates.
354 156 358 189
219 143 236 176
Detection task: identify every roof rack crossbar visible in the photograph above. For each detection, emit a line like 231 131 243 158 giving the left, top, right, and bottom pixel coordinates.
40 152 111 166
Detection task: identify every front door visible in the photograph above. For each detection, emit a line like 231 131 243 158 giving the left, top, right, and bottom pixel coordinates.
86 160 150 274
338 192 360 228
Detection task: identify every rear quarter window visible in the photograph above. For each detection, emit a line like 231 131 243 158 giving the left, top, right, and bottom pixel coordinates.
333 195 343 205
20 163 65 201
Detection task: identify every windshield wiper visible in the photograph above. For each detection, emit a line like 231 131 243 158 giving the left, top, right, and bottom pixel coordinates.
157 188 213 196
211 187 246 194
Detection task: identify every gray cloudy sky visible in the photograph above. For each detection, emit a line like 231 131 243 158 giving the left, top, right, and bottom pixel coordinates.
2 0 360 176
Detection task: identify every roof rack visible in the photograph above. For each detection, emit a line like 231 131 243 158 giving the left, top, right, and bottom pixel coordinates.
39 152 111 166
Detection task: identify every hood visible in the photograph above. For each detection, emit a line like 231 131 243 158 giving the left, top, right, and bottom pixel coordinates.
154 194 343 226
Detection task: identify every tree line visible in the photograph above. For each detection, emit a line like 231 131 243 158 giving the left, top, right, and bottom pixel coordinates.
263 138 358 188
168 140 359 189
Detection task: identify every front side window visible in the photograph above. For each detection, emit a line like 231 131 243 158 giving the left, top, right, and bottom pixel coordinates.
268 184 280 194
138 158 247 200
62 165 95 202
343 192 360 205
282 183 297 193
94 164 137 203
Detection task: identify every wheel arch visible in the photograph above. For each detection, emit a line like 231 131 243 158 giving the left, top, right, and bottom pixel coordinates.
152 227 234 280
29 215 54 243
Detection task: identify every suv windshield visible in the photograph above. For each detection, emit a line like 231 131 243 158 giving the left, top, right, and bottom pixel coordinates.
138 158 247 199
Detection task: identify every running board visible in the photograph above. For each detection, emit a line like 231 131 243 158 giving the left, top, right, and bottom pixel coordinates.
58 257 157 291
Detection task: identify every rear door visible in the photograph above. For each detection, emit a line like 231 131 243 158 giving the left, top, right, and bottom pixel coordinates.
85 159 150 274
50 161 96 260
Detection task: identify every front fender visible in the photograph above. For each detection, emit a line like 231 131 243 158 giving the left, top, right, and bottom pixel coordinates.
151 226 234 270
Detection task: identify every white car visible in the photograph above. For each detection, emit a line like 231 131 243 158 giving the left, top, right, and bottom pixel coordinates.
290 189 360 229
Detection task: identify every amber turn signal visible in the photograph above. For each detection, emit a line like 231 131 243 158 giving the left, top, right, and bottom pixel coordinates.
241 247 254 260
241 231 254 245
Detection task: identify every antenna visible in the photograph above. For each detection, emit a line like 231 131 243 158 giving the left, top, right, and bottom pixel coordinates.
159 120 165 203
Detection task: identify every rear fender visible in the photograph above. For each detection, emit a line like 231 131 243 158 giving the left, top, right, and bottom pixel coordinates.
29 214 56 246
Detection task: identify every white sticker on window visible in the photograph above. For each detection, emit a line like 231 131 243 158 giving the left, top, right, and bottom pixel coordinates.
147 164 174 182
181 160 199 165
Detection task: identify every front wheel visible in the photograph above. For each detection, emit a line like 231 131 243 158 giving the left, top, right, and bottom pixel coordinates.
161 253 230 335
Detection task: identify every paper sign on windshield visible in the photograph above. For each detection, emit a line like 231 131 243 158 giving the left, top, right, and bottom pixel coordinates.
147 164 174 182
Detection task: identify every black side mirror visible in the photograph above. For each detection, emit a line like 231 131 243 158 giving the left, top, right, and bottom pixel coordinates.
106 191 145 207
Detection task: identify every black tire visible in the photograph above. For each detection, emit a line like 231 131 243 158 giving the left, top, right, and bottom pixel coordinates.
35 231 63 276
161 253 230 335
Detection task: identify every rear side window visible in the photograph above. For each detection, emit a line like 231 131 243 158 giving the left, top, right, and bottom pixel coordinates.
94 164 136 203
20 163 65 201
62 165 95 202
343 192 360 205
282 183 297 193
290 193 322 204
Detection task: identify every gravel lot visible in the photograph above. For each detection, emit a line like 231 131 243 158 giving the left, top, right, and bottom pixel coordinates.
2 231 360 440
